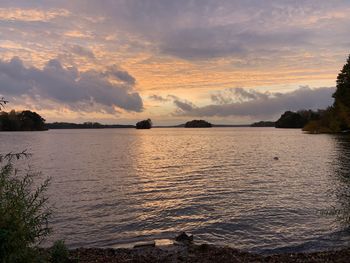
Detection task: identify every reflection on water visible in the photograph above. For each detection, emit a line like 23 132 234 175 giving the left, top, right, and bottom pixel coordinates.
329 135 350 225
1 128 350 253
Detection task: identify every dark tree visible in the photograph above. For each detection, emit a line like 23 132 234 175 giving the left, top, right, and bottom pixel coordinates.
18 110 46 131
0 110 46 131
333 54 350 108
136 119 152 129
332 54 350 129
275 111 309 128
185 120 212 128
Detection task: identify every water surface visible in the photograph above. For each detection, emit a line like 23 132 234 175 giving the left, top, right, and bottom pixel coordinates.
1 128 350 253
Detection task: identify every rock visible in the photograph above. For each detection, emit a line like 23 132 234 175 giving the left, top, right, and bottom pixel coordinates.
175 232 193 244
133 241 156 248
274 157 279 160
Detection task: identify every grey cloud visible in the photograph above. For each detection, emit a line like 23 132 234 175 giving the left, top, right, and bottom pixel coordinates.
160 94 197 112
149 94 197 112
160 26 311 60
64 0 350 60
2 1 350 61
234 88 271 101
106 66 136 85
0 57 143 112
211 88 271 104
173 100 194 112
70 45 95 59
174 86 334 119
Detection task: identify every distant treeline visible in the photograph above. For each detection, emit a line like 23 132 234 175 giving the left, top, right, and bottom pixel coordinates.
46 122 135 129
251 110 330 129
0 110 46 131
251 121 275 127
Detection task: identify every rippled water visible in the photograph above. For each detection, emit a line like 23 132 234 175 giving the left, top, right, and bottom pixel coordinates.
1 128 350 253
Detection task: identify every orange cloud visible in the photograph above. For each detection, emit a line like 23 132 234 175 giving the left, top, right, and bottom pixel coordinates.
0 8 70 22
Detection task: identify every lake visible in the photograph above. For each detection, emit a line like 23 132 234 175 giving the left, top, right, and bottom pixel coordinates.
1 127 350 254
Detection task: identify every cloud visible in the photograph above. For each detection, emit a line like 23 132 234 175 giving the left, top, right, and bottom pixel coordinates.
64 0 350 60
160 26 311 60
0 57 143 112
173 99 194 112
148 94 169 102
2 1 350 63
173 86 335 120
69 45 95 59
211 87 271 104
0 8 70 22
149 94 197 113
105 65 136 85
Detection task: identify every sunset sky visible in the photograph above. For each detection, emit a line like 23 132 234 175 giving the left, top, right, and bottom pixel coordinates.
0 0 349 125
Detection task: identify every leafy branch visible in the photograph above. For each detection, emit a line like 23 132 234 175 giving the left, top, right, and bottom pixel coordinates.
0 97 8 110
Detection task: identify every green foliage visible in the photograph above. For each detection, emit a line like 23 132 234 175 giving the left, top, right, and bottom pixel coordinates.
0 110 46 131
51 240 70 263
0 153 51 263
303 107 337 133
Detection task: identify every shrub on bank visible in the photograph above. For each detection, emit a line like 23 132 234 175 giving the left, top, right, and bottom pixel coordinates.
0 153 51 263
51 240 70 263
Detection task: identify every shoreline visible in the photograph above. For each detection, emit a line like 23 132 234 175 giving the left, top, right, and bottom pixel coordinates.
51 242 350 262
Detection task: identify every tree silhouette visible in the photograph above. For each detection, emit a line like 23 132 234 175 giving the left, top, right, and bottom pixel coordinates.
0 104 46 131
333 54 350 108
184 120 212 128
332 54 350 129
136 119 152 129
303 54 350 133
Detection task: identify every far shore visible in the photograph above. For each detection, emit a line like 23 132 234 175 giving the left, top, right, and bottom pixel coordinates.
45 123 252 129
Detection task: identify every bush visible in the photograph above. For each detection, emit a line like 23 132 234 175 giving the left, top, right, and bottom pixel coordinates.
51 240 70 263
0 152 51 263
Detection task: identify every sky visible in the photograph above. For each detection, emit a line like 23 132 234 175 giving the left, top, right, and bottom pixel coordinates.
0 0 349 125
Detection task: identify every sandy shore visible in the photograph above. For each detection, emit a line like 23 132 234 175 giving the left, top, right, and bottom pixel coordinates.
67 243 350 263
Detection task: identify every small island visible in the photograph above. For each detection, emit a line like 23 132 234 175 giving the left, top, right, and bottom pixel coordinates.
185 120 212 128
136 119 152 129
